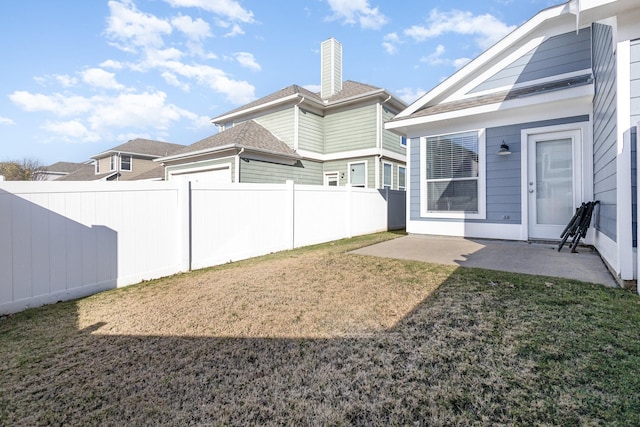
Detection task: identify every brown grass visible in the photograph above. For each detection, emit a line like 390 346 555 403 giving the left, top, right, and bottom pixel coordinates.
1 232 639 426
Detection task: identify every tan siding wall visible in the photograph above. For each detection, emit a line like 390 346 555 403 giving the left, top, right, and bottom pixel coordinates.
324 104 377 154
253 108 295 148
240 159 323 185
298 108 324 153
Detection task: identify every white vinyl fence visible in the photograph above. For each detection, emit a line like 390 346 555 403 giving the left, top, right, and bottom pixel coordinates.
0 180 405 314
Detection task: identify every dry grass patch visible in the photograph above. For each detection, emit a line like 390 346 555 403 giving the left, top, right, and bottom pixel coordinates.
2 232 640 426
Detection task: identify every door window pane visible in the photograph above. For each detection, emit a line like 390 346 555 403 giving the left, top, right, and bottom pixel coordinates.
350 162 366 187
536 138 573 225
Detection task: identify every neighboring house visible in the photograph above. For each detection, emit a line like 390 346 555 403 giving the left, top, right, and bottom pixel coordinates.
40 162 85 181
60 138 185 181
386 0 640 286
157 38 408 190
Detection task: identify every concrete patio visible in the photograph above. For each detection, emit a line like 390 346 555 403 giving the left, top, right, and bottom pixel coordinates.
352 234 618 287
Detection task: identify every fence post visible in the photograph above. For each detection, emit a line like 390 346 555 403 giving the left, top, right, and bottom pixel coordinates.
177 179 191 272
346 184 353 238
285 180 295 249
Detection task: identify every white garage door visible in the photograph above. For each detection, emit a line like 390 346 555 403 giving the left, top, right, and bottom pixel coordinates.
170 167 231 184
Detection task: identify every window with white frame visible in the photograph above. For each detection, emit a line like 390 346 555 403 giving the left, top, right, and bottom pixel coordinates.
95 160 100 174
423 130 485 217
349 161 366 187
383 162 392 190
324 172 339 186
120 154 132 171
398 166 406 191
110 155 116 171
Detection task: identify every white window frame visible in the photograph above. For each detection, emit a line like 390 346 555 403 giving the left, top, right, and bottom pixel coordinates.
383 161 393 190
398 165 406 191
420 129 486 219
110 155 116 172
95 160 100 174
324 171 339 186
348 160 368 188
120 154 132 171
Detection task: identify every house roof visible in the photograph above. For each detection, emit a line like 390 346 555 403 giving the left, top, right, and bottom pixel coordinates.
44 161 85 174
391 0 639 125
212 80 406 124
129 165 166 181
162 120 300 162
91 138 185 159
57 164 114 181
393 74 593 121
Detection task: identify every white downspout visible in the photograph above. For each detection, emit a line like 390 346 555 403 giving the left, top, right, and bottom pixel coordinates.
235 148 245 183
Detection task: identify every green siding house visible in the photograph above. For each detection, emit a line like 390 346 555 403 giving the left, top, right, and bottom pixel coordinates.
157 38 407 190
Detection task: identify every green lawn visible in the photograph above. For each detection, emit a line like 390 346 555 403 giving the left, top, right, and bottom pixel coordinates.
1 233 639 426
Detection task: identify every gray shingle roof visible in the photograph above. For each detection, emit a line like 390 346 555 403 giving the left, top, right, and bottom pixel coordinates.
212 80 391 124
57 165 113 181
213 85 323 122
93 138 186 158
172 120 298 158
44 161 85 174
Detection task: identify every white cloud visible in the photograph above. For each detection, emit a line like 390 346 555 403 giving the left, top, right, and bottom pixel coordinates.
453 57 472 68
10 91 93 116
171 15 211 40
223 23 244 37
420 44 447 65
0 116 15 125
404 9 515 50
163 61 255 104
234 52 261 71
34 74 78 87
100 59 125 70
163 0 254 23
395 87 427 105
161 71 191 91
106 0 172 52
382 32 401 55
81 68 125 90
42 120 100 143
326 0 388 30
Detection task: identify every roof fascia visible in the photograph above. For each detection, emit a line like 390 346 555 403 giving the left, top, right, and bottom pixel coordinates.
395 2 569 119
212 94 301 125
156 144 239 163
387 82 593 130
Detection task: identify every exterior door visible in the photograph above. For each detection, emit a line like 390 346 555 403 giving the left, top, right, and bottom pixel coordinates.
527 130 581 240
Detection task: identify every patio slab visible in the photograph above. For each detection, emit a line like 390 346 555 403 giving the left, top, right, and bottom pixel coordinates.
352 234 618 287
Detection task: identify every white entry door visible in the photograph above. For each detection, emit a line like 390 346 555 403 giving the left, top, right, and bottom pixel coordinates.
527 130 582 240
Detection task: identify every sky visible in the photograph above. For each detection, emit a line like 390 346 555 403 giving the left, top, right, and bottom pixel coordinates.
0 0 561 165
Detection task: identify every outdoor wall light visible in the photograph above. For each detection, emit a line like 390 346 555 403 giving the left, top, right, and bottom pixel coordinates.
497 140 511 156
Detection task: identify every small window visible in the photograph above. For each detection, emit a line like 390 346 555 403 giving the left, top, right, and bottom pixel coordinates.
324 172 339 186
110 155 115 171
348 162 366 187
401 136 407 146
398 166 406 191
95 160 100 174
383 162 392 190
120 154 132 171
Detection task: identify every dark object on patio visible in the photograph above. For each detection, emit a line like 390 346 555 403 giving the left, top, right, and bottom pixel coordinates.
558 201 600 253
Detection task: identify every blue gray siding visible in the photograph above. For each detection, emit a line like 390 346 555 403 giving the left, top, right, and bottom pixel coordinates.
470 29 592 94
632 39 640 246
592 23 618 242
410 116 590 225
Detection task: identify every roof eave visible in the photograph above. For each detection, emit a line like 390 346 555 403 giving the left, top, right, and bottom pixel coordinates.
212 94 301 125
395 2 569 119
